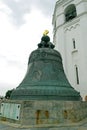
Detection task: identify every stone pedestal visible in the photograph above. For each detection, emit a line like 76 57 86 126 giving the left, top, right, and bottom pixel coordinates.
0 100 87 129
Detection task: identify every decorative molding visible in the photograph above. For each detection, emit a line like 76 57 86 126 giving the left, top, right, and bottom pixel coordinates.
63 17 80 32
76 0 87 6
64 23 80 32
64 17 80 28
56 0 74 7
63 0 74 7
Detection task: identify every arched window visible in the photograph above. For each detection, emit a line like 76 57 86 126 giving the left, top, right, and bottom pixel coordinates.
65 4 77 22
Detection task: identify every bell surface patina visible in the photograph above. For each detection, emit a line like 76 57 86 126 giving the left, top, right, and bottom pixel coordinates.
10 31 81 101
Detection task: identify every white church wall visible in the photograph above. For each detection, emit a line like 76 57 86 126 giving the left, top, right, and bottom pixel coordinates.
53 0 87 99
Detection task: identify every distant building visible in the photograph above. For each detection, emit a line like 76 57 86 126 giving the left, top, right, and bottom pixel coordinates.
52 0 87 99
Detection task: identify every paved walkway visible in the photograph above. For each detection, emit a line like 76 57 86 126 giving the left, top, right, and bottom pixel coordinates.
0 120 87 130
0 121 29 130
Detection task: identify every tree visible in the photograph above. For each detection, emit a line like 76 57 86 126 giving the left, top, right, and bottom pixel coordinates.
5 89 14 99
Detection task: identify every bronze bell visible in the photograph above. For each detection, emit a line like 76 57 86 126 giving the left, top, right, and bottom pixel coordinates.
10 32 81 101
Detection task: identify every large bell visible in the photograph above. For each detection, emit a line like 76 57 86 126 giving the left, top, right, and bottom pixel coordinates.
10 33 81 101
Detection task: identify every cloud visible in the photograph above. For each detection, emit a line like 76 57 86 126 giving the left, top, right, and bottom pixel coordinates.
1 0 30 25
1 0 56 26
0 82 16 96
31 0 56 16
0 0 56 96
0 56 26 87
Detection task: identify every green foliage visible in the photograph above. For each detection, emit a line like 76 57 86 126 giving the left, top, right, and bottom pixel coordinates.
5 89 14 99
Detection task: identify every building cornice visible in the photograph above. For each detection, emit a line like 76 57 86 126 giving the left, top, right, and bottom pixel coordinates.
52 0 74 24
64 17 80 30
53 11 87 36
52 0 87 25
56 0 74 8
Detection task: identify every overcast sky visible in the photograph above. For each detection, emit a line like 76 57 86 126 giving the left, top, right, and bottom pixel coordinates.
0 0 57 96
